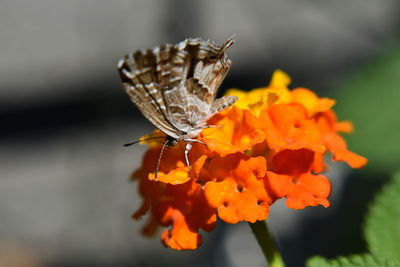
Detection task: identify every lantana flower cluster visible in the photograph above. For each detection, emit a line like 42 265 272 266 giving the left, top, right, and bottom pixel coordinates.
132 70 367 250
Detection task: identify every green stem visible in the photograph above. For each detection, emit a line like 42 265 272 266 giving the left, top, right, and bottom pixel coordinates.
249 220 285 267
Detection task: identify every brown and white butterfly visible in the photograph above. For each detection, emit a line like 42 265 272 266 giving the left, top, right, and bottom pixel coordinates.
118 37 238 178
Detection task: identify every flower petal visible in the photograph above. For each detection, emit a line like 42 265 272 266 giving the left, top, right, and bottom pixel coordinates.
203 154 273 223
201 107 265 156
269 69 292 88
315 111 368 168
270 149 316 175
267 171 331 209
323 132 368 168
291 88 336 116
260 103 325 153
137 179 217 250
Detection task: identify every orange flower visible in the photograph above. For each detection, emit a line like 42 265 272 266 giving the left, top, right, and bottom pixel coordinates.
267 171 331 209
132 174 216 250
199 107 265 156
314 110 367 168
260 103 325 153
202 154 274 224
131 70 367 250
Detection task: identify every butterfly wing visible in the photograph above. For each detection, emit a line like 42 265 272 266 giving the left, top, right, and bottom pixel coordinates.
118 37 237 139
162 38 237 133
118 45 185 139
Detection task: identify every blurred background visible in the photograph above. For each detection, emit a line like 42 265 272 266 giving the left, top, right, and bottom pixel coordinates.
1 1 400 266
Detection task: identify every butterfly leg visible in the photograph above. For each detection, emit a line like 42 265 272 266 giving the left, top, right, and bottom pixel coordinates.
184 142 192 167
199 125 223 129
183 139 207 167
183 138 206 145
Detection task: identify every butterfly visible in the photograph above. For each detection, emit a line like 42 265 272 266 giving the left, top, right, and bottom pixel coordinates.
118 37 238 178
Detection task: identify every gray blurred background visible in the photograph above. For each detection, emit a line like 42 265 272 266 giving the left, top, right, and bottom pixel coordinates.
1 1 400 267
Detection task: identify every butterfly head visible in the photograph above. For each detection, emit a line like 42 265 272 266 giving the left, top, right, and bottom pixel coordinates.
166 135 179 146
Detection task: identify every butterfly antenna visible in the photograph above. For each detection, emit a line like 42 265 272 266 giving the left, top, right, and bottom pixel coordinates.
221 34 236 53
154 138 170 180
123 136 166 147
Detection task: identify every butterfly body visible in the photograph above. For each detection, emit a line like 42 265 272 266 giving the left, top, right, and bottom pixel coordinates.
118 37 237 176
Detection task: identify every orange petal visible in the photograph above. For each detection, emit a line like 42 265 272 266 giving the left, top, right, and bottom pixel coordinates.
323 132 368 168
151 167 190 184
270 149 316 176
160 207 203 250
311 152 326 173
137 141 207 184
201 107 265 156
335 121 354 133
203 155 273 223
267 171 331 209
261 103 325 153
140 180 217 250
291 88 336 116
315 111 368 168
189 155 208 180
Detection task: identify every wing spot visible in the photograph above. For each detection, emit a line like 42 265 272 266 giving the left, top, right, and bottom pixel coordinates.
122 69 134 79
147 82 157 89
117 59 125 69
161 70 171 76
134 67 151 75
125 84 134 91
153 46 160 54
178 40 188 50
170 77 181 83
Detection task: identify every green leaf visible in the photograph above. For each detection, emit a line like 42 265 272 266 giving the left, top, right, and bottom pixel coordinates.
333 44 400 174
307 255 400 267
365 171 400 261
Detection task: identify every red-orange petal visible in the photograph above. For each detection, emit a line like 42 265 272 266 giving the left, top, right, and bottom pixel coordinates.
315 111 368 168
200 107 265 156
267 171 331 209
203 154 274 223
160 207 203 250
159 182 217 249
150 167 190 184
139 142 201 185
133 175 216 250
270 149 316 175
335 121 354 133
323 132 368 168
260 104 325 153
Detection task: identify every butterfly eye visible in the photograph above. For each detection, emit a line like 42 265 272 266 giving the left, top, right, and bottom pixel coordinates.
169 139 178 146
208 55 218 61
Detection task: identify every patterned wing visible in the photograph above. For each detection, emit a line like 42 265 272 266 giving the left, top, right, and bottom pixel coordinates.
118 37 237 139
118 45 186 139
162 37 236 131
190 37 234 98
